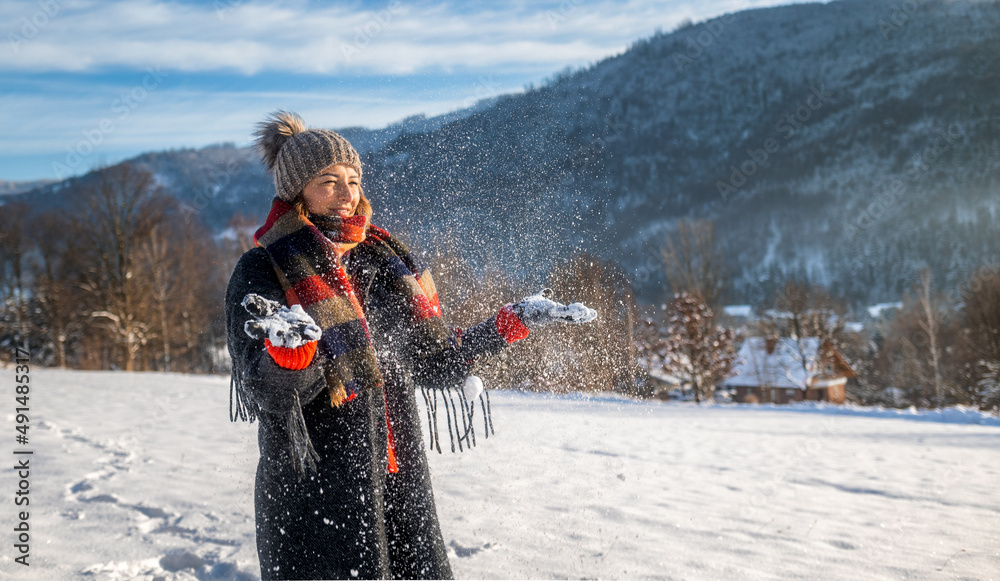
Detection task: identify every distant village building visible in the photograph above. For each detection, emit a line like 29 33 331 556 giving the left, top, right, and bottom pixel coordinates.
643 369 686 400
866 302 903 320
723 337 855 404
722 305 754 319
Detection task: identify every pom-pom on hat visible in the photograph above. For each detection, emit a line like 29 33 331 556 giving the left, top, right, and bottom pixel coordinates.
253 111 362 202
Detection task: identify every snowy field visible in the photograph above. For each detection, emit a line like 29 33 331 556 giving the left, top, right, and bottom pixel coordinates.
2 369 999 580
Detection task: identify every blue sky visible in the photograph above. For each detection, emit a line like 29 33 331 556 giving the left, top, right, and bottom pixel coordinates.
1 0 793 182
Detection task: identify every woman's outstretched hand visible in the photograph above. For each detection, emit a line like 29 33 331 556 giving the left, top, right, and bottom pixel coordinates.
510 288 598 329
242 293 322 349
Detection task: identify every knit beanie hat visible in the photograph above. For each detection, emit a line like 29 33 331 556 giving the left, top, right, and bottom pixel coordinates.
253 111 362 202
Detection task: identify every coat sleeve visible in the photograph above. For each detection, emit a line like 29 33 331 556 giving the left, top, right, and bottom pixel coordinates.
409 315 510 391
361 257 511 391
225 248 327 416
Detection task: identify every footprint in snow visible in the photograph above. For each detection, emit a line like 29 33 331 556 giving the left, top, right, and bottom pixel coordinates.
70 479 94 494
81 493 120 504
82 550 257 581
449 540 493 558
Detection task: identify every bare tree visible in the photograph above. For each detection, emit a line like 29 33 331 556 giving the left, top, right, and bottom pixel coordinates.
220 212 261 275
756 280 852 380
76 163 167 370
661 219 726 313
138 223 175 371
916 268 944 408
959 264 1000 410
424 241 539 391
171 217 226 373
30 211 88 368
428 239 513 328
545 254 641 393
0 201 32 352
660 292 738 403
869 271 959 409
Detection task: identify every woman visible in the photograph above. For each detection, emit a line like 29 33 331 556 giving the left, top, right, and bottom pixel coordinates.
226 111 595 580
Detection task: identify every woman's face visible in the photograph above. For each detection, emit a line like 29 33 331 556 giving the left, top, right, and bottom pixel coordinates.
301 163 360 217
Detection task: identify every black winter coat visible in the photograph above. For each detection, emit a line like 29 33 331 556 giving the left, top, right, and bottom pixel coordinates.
226 241 508 580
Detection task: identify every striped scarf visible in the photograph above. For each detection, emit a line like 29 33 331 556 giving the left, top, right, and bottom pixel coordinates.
254 197 453 394
254 198 384 407
238 198 471 474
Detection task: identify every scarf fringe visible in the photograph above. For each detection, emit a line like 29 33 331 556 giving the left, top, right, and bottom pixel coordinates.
420 385 494 454
230 369 257 424
231 359 319 477
234 365 494 468
287 391 321 478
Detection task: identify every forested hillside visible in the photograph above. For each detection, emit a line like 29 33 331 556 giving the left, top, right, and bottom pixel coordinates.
12 0 1000 306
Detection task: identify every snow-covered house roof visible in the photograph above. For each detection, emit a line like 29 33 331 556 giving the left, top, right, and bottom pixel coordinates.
647 369 683 386
723 305 753 318
867 302 903 319
763 309 794 320
844 322 865 333
725 337 822 390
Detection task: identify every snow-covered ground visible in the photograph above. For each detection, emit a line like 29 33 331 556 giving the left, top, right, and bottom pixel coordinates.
2 369 998 580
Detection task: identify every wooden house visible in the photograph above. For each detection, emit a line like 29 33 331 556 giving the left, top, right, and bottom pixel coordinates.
723 337 855 404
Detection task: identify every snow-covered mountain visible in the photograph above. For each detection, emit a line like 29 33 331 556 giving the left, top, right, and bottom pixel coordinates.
13 0 1000 305
0 179 57 196
359 0 1000 304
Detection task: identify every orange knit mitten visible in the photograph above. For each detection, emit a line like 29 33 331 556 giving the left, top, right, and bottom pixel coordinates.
265 339 318 370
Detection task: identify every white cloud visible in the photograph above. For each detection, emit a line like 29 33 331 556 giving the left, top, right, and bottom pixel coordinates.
1 0 784 75
0 81 501 157
1 0 797 180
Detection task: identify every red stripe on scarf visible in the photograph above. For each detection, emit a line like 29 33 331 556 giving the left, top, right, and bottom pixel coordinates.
320 267 354 295
414 275 441 316
318 268 370 340
366 224 392 240
253 198 295 246
292 275 338 307
383 387 399 474
338 214 368 242
410 293 438 324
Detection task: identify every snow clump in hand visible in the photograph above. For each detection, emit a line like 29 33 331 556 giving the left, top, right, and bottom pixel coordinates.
242 293 322 349
512 288 598 328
